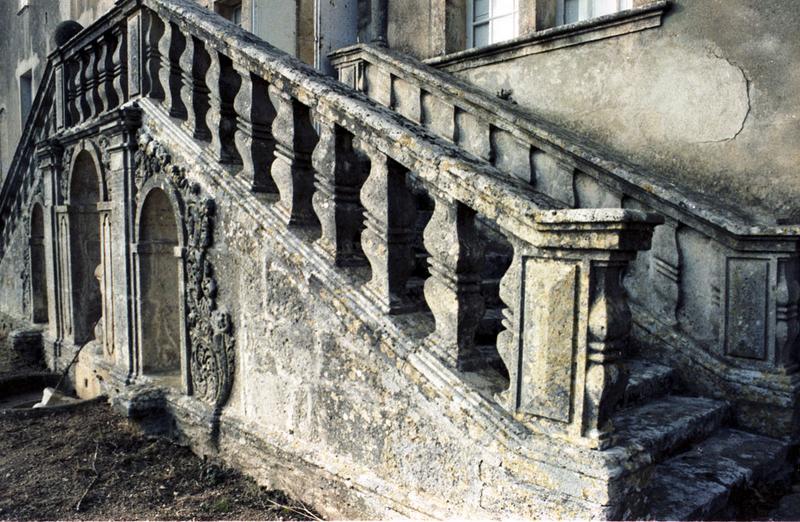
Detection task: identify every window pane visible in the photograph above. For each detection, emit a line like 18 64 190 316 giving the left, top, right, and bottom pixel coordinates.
564 0 581 23
491 14 516 43
492 0 516 16
593 0 620 17
473 22 489 47
474 0 490 21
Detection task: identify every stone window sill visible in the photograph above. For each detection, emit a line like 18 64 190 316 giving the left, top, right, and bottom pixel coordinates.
425 0 669 72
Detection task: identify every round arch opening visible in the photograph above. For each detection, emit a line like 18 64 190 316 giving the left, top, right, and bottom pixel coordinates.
68 151 102 345
137 187 182 383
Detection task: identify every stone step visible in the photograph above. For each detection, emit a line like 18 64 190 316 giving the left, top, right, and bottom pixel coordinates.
611 395 729 463
633 428 791 520
622 359 676 406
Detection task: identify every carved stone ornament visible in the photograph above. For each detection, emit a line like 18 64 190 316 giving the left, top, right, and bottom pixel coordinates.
134 128 235 412
59 146 76 201
96 136 113 199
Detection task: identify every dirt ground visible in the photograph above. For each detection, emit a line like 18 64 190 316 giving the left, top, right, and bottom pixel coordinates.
0 322 319 521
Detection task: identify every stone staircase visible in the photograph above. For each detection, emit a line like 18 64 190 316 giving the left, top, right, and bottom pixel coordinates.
615 359 791 520
0 0 796 519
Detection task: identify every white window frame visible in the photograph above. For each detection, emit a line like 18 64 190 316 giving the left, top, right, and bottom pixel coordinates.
467 0 520 49
556 0 633 26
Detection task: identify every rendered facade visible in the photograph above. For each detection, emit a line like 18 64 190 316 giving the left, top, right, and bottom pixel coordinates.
0 0 798 519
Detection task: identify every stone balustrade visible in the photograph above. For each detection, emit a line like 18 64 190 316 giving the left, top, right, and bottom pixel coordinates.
330 43 800 438
0 0 663 447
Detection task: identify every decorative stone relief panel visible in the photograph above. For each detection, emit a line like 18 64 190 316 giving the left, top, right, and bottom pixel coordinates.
134 129 235 411
724 258 770 360
518 257 578 423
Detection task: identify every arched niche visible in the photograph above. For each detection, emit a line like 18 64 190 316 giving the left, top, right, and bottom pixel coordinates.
30 203 48 324
68 150 103 346
137 186 183 382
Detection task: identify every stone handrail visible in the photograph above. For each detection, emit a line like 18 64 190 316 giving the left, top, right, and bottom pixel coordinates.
1 0 662 448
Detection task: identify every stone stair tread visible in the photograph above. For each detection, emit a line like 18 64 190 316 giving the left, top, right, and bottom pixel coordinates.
611 395 728 460
623 359 676 405
637 428 790 520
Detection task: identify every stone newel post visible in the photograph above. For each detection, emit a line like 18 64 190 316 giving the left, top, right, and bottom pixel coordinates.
496 208 662 449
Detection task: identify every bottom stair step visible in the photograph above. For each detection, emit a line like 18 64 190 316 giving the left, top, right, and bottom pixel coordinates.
612 395 728 462
635 428 791 520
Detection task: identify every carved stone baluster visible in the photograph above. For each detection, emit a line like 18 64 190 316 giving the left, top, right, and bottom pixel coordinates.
359 145 415 313
142 11 165 101
206 50 241 164
66 60 81 125
776 257 800 368
95 38 109 115
311 118 368 265
583 260 630 446
180 35 211 140
75 52 90 123
268 87 317 226
158 19 187 119
423 192 485 369
110 25 127 107
496 246 522 405
234 64 277 192
90 45 102 117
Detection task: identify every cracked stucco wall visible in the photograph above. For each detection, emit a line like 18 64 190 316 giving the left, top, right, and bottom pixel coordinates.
449 0 800 222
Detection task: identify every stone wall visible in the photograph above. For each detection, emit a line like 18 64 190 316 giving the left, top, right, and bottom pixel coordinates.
0 211 31 321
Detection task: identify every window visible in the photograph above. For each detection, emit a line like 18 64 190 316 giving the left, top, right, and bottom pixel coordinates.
19 70 33 129
557 0 632 25
231 4 242 25
468 0 519 48
214 0 243 27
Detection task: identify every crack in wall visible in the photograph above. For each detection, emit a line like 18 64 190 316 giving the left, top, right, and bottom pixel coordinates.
698 51 752 144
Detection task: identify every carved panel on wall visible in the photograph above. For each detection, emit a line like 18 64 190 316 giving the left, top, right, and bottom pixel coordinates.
518 257 578 423
724 257 769 360
134 129 235 411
